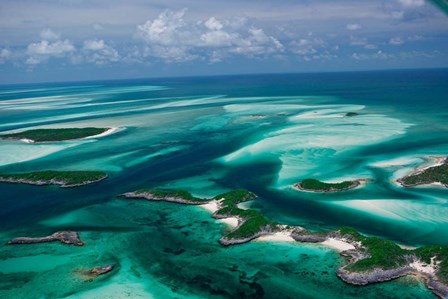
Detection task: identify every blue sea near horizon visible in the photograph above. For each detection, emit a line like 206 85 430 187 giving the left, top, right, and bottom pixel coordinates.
0 69 447 298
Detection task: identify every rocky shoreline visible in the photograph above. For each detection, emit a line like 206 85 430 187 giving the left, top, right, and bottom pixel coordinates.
0 176 108 188
120 191 210 205
7 231 84 246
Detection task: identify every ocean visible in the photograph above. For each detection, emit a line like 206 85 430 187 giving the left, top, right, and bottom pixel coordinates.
0 69 447 298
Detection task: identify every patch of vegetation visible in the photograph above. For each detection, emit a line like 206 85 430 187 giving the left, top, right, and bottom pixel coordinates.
338 227 448 277
0 171 107 187
400 159 448 187
345 112 359 117
1 128 109 142
135 189 208 202
297 178 357 192
214 190 277 240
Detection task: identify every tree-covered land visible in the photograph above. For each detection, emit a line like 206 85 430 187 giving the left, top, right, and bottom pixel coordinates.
1 128 109 142
0 170 108 187
399 159 448 187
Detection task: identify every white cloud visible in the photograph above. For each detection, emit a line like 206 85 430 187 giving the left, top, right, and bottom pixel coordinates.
82 39 120 65
26 31 75 65
40 28 60 41
204 17 223 31
398 0 425 7
137 9 283 62
346 23 362 30
389 37 404 45
27 40 75 56
83 39 106 51
0 49 11 64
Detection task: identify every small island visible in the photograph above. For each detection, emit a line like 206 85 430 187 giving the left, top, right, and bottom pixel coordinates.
121 187 448 298
398 157 448 188
121 189 210 204
0 127 111 142
0 170 108 188
7 231 84 246
345 112 359 117
293 178 364 192
76 265 115 281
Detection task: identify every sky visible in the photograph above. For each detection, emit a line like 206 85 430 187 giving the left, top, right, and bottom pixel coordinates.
0 0 447 84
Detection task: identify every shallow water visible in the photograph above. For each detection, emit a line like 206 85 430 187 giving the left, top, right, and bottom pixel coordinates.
0 70 447 298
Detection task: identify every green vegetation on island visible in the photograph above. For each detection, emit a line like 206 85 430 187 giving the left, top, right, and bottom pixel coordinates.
345 112 359 117
0 170 108 187
122 186 448 296
338 227 408 271
123 188 278 243
213 190 277 241
338 227 448 283
294 178 361 192
0 127 109 142
399 158 448 187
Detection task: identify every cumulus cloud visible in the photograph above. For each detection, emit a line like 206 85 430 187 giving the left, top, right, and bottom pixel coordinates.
40 28 60 41
346 23 362 30
27 40 75 56
82 39 120 65
137 9 283 62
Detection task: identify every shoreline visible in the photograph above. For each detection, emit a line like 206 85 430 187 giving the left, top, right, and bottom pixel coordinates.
396 156 447 188
84 127 120 140
199 200 239 228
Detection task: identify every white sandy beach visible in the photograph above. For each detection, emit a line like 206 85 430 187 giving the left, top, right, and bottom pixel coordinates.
320 238 355 252
199 200 239 228
85 127 120 140
256 231 295 242
409 257 438 275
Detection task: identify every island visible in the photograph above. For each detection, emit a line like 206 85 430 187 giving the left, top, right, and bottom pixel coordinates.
121 189 210 204
398 157 448 188
7 231 84 246
0 127 111 142
121 188 280 246
345 112 359 117
293 178 364 192
0 170 108 188
76 265 115 281
120 187 448 298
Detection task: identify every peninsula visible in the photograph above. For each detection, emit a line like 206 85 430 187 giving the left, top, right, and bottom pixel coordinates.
121 188 280 245
0 170 108 187
398 157 448 188
7 231 84 246
121 187 448 298
0 127 111 142
293 178 364 192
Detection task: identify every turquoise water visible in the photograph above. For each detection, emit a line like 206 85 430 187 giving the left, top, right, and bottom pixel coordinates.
0 69 447 298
